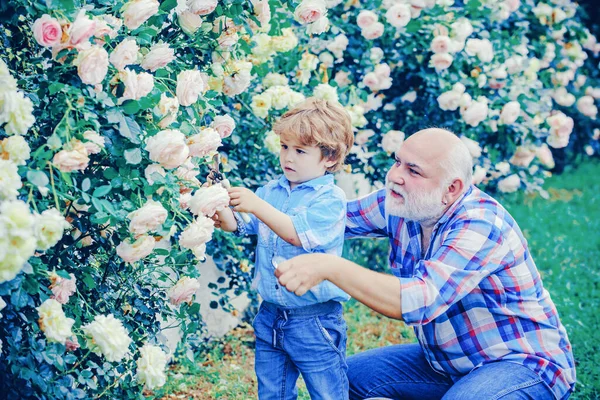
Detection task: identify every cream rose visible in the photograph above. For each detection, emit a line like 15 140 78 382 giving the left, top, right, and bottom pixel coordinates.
0 160 23 200
109 38 139 71
313 83 339 102
76 46 109 85
178 11 203 34
211 115 236 139
509 146 536 168
128 200 168 235
32 14 62 47
37 299 75 344
188 0 219 15
437 89 462 111
122 0 160 30
118 69 154 104
35 208 70 250
576 95 598 118
82 314 132 362
187 128 222 158
176 70 206 107
168 276 201 305
381 130 405 154
136 344 168 389
69 10 96 46
145 129 190 169
53 141 90 173
0 91 35 135
1 135 30 165
462 100 488 127
155 93 180 128
189 185 229 217
116 235 155 263
546 112 574 149
294 0 327 25
179 216 215 251
82 130 106 155
535 144 555 169
460 136 482 158
472 166 488 185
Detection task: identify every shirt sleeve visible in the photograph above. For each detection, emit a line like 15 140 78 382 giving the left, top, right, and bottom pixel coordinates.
345 189 388 239
401 217 513 325
289 188 346 253
233 185 265 236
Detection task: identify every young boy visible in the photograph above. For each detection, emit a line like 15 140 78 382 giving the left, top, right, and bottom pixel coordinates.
215 97 355 399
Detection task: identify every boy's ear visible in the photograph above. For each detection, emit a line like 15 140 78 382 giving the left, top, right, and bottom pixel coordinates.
324 158 336 168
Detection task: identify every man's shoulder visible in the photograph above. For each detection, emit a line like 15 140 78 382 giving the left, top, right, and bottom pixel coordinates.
451 187 514 226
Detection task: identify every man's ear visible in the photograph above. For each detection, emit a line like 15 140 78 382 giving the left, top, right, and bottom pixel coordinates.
444 178 465 204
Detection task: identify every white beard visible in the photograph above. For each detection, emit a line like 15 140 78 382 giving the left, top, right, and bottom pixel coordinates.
385 178 447 223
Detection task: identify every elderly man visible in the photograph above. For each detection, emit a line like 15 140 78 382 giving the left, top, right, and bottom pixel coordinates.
275 128 576 399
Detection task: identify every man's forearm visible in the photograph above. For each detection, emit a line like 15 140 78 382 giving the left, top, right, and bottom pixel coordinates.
328 258 403 320
252 200 302 247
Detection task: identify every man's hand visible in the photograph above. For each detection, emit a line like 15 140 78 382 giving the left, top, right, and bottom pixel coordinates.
229 187 261 214
275 253 333 296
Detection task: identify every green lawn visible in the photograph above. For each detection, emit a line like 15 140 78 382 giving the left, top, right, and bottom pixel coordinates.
160 160 600 399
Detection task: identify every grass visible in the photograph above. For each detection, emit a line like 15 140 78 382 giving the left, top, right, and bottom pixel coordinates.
159 159 600 399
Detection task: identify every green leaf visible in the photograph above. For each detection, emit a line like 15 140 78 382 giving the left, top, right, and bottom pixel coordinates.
188 303 200 315
159 0 177 12
48 83 66 95
56 270 72 279
121 100 140 115
117 114 141 144
124 148 142 165
26 170 49 187
103 168 119 179
11 286 31 309
91 197 104 212
93 185 112 198
82 178 91 192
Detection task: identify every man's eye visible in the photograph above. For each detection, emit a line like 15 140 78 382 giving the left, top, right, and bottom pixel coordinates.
409 168 420 175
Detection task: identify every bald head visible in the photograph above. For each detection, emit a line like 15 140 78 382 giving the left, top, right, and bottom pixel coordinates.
403 128 473 188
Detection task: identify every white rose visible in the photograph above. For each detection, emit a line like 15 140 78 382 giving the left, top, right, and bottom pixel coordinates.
128 200 168 235
82 130 106 155
177 70 206 106
110 38 139 71
465 38 494 63
497 174 521 193
357 10 378 29
460 136 482 158
187 128 222 157
122 0 159 30
307 16 329 35
386 4 411 28
462 100 488 127
552 87 575 107
472 165 487 185
141 43 175 72
271 28 298 53
1 135 30 165
263 73 288 88
451 18 473 40
211 115 236 139
361 22 385 40
401 91 417 103
326 34 348 59
144 164 166 185
76 46 109 85
189 185 230 217
251 92 272 118
136 344 168 389
37 299 74 344
145 129 189 169
0 91 35 135
168 276 201 305
178 10 203 34
35 208 69 250
437 89 462 111
381 130 405 154
499 101 521 125
116 235 155 263
179 216 214 253
82 314 132 362
576 95 598 118
187 0 218 16
430 53 453 71
264 130 280 154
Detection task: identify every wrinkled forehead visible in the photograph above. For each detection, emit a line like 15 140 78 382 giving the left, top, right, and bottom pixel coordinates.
396 139 444 173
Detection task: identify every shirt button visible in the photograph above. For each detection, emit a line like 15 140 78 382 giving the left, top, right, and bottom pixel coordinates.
275 284 279 290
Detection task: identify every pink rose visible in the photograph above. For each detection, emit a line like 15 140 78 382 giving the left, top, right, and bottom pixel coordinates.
127 200 168 235
430 53 453 71
211 115 236 139
176 70 206 107
179 216 214 249
187 128 222 157
509 146 535 168
32 14 62 47
535 144 555 169
82 130 105 154
334 71 351 88
357 10 378 29
141 43 175 72
294 0 327 25
109 38 139 71
65 338 80 352
431 36 452 54
362 72 380 91
76 46 109 85
50 272 77 304
118 69 154 104
168 277 201 305
116 235 155 263
385 4 411 28
145 129 190 169
505 0 520 12
361 22 384 40
189 185 229 217
178 11 203 35
497 174 521 193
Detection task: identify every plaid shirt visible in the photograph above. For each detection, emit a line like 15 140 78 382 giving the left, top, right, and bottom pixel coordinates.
346 186 576 399
235 174 350 308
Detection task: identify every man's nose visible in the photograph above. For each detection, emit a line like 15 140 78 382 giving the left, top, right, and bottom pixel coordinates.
388 166 405 185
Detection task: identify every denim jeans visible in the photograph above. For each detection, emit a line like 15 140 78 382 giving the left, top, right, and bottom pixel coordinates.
253 300 348 400
348 344 556 400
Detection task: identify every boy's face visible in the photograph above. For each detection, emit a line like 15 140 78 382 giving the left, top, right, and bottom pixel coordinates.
279 133 334 189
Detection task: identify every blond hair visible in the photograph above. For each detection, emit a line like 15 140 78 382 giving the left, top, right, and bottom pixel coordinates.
272 97 354 172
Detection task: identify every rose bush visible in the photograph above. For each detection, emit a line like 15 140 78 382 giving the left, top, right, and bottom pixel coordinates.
0 0 599 397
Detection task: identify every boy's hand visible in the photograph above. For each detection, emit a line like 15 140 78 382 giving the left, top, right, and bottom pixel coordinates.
210 213 222 229
228 187 260 214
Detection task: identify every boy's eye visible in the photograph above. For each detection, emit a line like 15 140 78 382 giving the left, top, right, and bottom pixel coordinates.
281 144 288 149
296 149 305 154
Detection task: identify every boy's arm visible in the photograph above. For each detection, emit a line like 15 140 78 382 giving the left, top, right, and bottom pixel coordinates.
229 187 301 246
